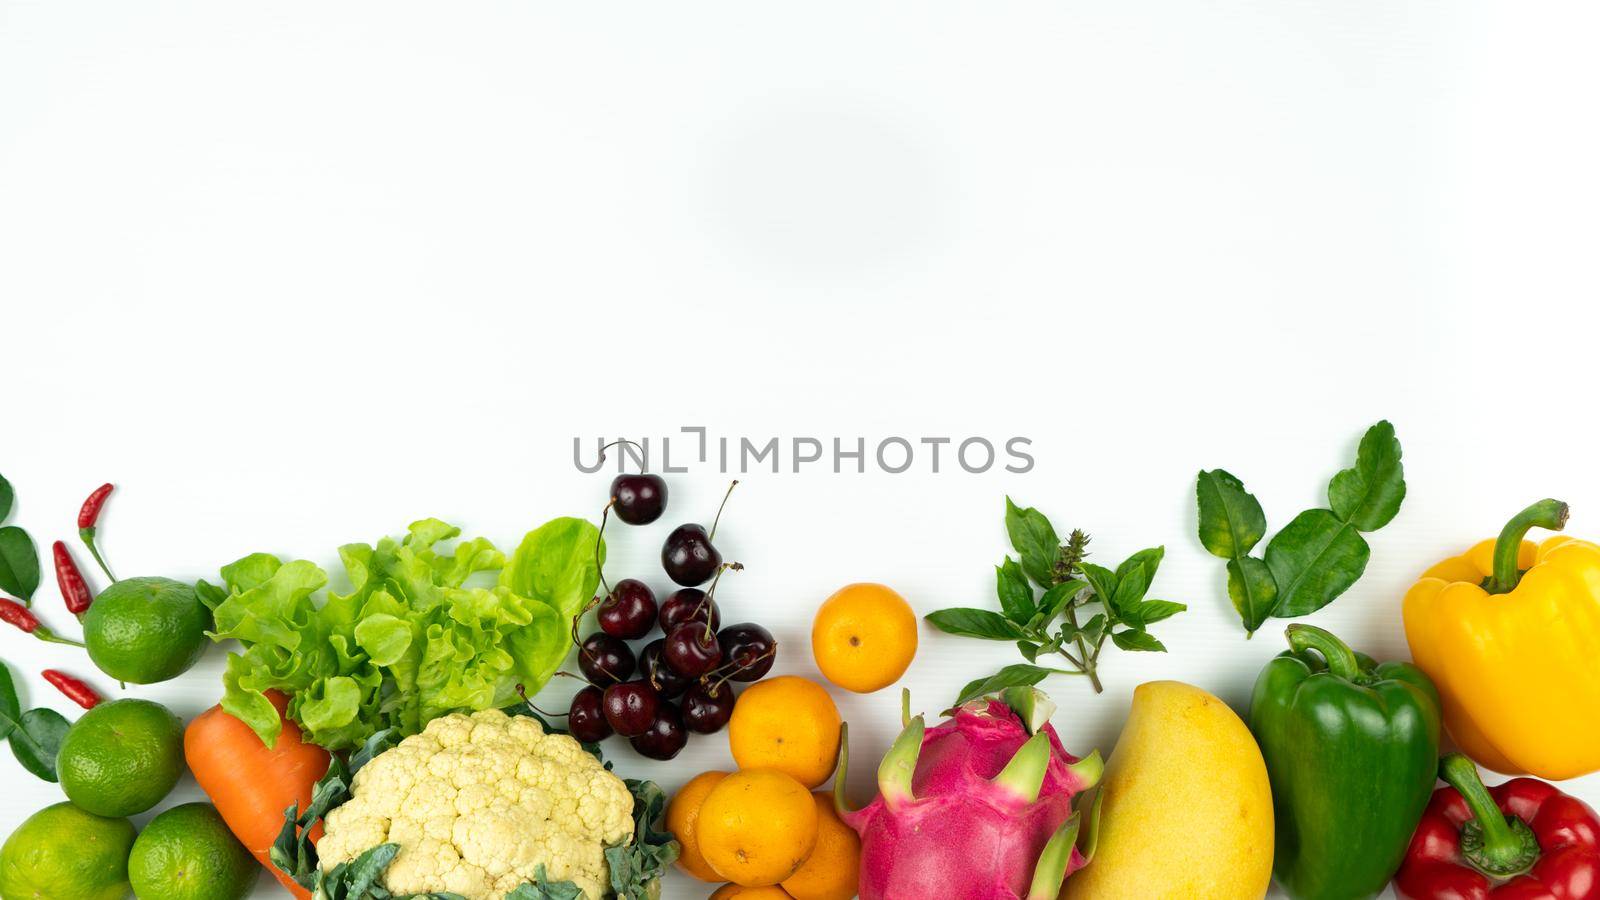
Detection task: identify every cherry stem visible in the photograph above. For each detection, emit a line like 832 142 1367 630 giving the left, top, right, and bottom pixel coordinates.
698 561 743 640
708 641 777 689
597 439 648 474
708 479 739 542
594 501 614 599
569 595 601 649
516 684 568 717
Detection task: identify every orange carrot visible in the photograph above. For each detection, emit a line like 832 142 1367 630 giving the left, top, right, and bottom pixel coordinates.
185 690 329 900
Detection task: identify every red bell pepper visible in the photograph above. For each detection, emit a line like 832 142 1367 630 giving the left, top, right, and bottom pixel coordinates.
1397 754 1600 899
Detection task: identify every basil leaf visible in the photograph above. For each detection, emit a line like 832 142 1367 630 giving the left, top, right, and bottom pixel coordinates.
0 525 40 602
1077 563 1119 612
0 473 12 522
1111 547 1163 613
1111 629 1167 652
0 662 18 743
1005 497 1060 588
1036 580 1085 621
1228 556 1280 635
1080 613 1107 645
995 557 1035 622
10 707 70 782
954 663 1058 706
1016 640 1042 662
1131 599 1187 626
1328 420 1406 532
1196 469 1267 560
924 608 1025 641
1264 509 1371 618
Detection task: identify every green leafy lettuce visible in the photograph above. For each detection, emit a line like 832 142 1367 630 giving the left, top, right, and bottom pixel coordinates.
199 517 603 750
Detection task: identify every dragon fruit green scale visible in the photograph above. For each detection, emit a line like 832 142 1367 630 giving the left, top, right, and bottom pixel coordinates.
835 688 1103 900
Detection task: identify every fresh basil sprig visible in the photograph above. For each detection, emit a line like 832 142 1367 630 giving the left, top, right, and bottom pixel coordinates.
1197 420 1405 636
927 498 1184 704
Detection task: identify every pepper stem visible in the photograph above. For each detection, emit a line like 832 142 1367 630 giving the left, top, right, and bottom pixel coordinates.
1439 754 1540 879
34 627 85 648
1284 624 1363 680
1487 499 1569 594
78 528 116 583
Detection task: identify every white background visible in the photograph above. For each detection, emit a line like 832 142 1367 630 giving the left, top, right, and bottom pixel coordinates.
3 3 1599 898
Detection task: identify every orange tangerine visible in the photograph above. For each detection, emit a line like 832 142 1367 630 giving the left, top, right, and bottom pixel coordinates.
780 792 861 900
710 884 795 898
811 583 918 693
667 771 731 882
697 769 820 887
729 676 841 789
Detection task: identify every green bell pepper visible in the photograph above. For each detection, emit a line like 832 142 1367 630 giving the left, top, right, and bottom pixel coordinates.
1249 624 1441 900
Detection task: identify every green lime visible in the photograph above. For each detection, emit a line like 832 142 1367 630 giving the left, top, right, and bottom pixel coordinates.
128 803 257 900
57 698 185 818
0 801 135 900
83 576 207 684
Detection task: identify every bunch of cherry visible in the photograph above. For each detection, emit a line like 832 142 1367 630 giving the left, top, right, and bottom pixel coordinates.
566 462 777 761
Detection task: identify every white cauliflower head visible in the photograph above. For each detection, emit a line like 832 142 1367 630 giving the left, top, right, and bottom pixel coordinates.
317 708 636 899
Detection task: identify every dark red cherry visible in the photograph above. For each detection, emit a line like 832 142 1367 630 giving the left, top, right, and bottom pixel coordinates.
717 623 778 682
578 633 636 687
639 638 691 699
629 700 688 761
658 589 720 633
567 685 612 743
662 523 721 586
664 622 723 678
611 473 668 526
602 681 659 738
597 579 658 640
681 679 735 734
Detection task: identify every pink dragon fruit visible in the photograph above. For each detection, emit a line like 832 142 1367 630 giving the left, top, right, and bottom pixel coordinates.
835 687 1103 900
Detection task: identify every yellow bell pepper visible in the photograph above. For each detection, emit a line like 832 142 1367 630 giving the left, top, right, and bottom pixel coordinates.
1403 499 1600 780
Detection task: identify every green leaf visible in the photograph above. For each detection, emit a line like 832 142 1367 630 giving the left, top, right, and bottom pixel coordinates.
508 872 584 900
0 525 40 601
953 663 1060 706
1111 547 1164 614
605 779 679 899
1227 556 1280 635
1110 629 1167 652
9 707 70 782
1196 469 1267 559
1080 613 1107 646
1016 640 1042 662
1131 599 1187 626
1264 508 1371 618
995 557 1036 622
1328 420 1406 532
499 517 605 687
0 473 12 522
0 662 18 743
1005 497 1061 588
1036 580 1086 622
925 608 1025 641
1077 563 1118 612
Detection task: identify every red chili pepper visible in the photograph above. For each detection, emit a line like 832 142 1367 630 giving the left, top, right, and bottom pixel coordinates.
77 483 113 530
76 483 116 582
0 597 85 647
1397 754 1600 899
42 669 100 709
52 541 93 618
